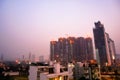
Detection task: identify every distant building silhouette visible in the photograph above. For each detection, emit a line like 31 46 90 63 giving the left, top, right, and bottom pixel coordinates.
29 52 31 62
0 54 3 61
50 36 94 65
39 56 44 62
93 21 116 66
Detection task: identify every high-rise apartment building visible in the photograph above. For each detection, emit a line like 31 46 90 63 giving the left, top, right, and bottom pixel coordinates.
50 37 94 65
76 37 86 62
86 37 94 61
93 21 116 66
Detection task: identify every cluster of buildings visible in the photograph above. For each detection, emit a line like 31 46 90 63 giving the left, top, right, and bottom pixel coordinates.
50 21 116 67
28 21 117 80
29 61 101 80
0 21 118 80
50 37 94 65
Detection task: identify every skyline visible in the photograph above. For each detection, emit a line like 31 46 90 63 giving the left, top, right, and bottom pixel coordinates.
0 0 120 60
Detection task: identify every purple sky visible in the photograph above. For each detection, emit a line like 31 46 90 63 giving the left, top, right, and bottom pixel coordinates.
0 0 120 61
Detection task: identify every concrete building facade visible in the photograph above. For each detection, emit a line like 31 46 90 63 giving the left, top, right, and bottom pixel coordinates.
29 62 70 80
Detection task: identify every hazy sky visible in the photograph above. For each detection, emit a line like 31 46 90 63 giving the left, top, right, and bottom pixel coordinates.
0 0 120 61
